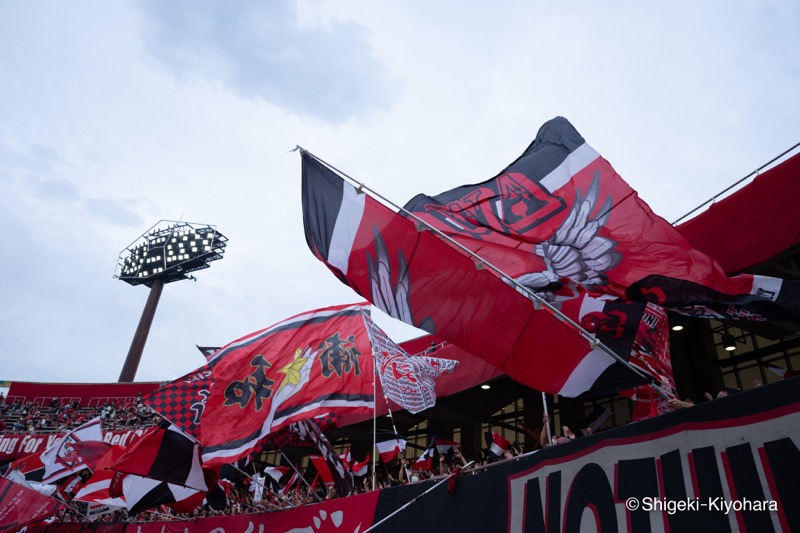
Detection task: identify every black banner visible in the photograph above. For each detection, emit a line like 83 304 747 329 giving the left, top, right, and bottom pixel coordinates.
374 377 800 533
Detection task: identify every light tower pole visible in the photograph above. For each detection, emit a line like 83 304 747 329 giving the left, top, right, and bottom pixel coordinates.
115 220 227 382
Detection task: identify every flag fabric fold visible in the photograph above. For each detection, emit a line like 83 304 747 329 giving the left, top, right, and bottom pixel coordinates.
121 474 202 516
301 150 652 397
291 419 353 497
199 303 375 466
111 421 207 491
74 445 128 508
375 433 406 463
362 309 459 413
352 454 370 477
144 368 212 439
403 116 800 334
263 465 289 484
486 432 510 462
39 416 104 483
0 477 66 532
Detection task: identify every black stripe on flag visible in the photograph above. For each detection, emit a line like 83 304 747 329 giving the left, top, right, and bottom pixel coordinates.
150 427 195 486
302 152 344 262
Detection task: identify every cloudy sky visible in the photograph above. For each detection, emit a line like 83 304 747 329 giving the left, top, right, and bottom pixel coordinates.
1 1 798 385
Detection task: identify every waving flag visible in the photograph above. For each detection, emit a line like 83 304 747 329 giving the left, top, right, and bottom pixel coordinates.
144 368 212 439
121 475 203 516
200 303 375 466
292 419 353 497
302 150 653 397
352 455 370 477
486 432 511 462
111 421 207 491
308 456 335 486
40 417 104 483
0 477 66 531
403 116 800 331
362 310 459 413
7 452 45 483
74 445 127 508
375 433 406 463
263 466 290 484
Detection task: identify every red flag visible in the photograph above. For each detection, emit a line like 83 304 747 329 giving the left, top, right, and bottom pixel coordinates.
7 452 46 483
624 303 678 421
339 448 351 469
121 475 202 516
412 458 431 471
376 434 406 463
308 455 335 485
488 432 510 457
263 466 289 483
403 117 800 332
74 445 127 508
0 477 66 531
435 438 461 454
144 367 212 439
200 303 375 466
302 151 651 397
280 472 299 495
292 419 353 497
362 310 459 413
112 422 207 491
352 454 370 477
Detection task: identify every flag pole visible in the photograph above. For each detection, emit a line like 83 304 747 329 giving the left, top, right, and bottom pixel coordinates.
365 307 412 485
281 451 323 503
297 148 670 401
541 392 552 444
232 465 295 509
372 342 378 492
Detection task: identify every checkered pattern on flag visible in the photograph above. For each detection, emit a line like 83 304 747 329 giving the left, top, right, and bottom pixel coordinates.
144 368 211 439
362 310 459 413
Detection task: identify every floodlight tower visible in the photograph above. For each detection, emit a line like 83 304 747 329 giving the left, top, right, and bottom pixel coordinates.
115 220 228 382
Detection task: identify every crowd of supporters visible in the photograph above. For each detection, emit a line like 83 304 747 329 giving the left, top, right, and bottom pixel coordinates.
0 390 571 524
47 443 530 524
0 393 157 434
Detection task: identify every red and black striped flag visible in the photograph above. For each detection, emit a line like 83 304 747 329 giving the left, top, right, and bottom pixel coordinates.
301 150 653 397
112 421 207 491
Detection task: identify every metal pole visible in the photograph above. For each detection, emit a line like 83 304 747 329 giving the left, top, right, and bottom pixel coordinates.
298 148 669 400
281 451 323 503
372 354 377 492
541 392 552 444
672 141 800 225
119 278 164 382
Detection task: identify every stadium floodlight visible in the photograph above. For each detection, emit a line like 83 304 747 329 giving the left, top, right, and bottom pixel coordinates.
114 220 228 382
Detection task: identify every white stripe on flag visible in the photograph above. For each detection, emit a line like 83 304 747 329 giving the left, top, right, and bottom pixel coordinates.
540 143 599 192
329 181 365 275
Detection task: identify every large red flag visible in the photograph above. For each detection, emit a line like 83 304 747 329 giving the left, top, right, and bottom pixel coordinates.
0 477 65 532
302 151 655 397
200 303 375 466
403 117 800 332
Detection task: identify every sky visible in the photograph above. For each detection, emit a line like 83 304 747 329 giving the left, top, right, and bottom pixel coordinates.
1 1 799 385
